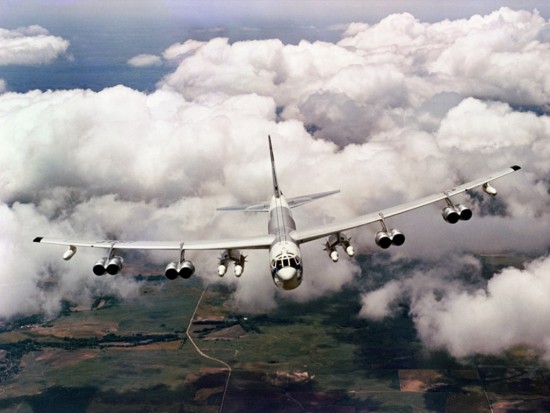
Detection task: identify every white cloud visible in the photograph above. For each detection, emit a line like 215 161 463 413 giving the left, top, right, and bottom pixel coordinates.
127 54 163 68
0 25 70 66
157 8 550 146
360 255 550 360
162 40 205 63
2 8 550 363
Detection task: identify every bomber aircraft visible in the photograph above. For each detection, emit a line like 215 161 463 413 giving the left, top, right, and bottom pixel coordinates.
34 136 521 290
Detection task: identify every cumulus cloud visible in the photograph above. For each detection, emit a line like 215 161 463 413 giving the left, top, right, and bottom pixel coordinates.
127 54 163 67
159 8 550 145
360 255 550 360
0 25 70 66
2 7 550 363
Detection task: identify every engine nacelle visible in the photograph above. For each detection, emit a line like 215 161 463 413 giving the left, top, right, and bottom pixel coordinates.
165 262 179 280
375 228 405 249
389 228 405 246
442 206 460 224
375 231 392 249
106 256 124 275
329 250 339 262
93 257 107 276
345 245 355 257
234 264 243 277
455 204 472 221
178 260 195 279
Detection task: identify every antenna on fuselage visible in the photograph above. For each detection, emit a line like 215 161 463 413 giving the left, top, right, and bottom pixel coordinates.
268 135 282 198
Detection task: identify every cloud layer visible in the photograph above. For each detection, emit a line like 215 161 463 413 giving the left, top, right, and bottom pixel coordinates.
127 54 163 68
360 255 550 360
0 25 69 66
1 8 550 360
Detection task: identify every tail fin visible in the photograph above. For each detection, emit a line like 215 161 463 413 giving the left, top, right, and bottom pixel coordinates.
268 135 282 198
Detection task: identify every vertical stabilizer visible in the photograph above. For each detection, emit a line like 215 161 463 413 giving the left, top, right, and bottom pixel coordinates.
268 135 282 198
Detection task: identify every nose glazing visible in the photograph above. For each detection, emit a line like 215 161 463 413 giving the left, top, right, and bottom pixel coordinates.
277 266 297 281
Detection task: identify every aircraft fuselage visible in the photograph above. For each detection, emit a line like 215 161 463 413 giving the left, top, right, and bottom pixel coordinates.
268 195 303 290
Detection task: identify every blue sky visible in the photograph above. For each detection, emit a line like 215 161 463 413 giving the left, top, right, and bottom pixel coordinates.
1 0 549 91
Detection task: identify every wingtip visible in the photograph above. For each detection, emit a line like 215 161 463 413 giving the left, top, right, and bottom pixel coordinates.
511 165 521 171
33 237 43 243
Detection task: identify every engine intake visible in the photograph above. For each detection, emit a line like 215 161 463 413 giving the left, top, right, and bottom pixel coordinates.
375 231 392 249
93 258 107 276
178 260 195 279
165 262 179 280
389 228 405 246
455 204 472 221
442 204 472 224
106 256 124 275
165 260 195 279
375 228 405 249
442 206 460 224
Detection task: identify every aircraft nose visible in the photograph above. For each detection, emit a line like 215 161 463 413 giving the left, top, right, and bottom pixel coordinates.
277 267 297 281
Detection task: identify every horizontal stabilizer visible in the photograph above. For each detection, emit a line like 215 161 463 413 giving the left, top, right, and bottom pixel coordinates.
217 202 272 212
287 190 340 208
217 190 340 212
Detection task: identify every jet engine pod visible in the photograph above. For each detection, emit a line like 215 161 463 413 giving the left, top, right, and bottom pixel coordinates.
106 256 124 275
389 228 405 246
375 231 392 249
178 260 195 279
455 204 472 221
93 257 107 276
165 262 179 280
442 206 460 224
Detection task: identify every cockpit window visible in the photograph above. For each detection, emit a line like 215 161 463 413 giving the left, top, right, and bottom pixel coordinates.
274 254 301 271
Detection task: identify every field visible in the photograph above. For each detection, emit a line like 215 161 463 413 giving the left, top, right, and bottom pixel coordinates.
1 255 549 412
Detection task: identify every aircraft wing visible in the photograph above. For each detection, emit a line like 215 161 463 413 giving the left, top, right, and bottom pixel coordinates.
33 234 276 251
292 165 521 244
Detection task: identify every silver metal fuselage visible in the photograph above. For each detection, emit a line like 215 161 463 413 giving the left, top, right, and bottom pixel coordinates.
268 195 303 290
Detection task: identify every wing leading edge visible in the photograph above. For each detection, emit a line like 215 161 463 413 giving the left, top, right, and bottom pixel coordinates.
292 165 521 244
33 234 276 251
